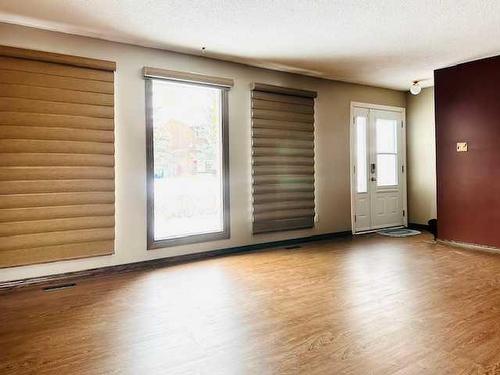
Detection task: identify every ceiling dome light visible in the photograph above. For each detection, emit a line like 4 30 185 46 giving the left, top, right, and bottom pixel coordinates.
409 81 422 95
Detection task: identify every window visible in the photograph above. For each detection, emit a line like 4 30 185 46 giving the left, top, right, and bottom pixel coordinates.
144 68 232 248
0 45 115 268
355 115 368 193
250 83 316 234
375 119 398 186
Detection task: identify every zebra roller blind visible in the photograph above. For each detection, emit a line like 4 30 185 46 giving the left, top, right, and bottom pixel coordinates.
0 46 116 267
251 83 317 234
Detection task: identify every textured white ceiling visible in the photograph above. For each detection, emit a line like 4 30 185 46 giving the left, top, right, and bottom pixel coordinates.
1 0 500 90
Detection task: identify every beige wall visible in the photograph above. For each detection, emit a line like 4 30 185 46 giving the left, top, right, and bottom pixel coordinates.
406 87 436 225
0 23 406 282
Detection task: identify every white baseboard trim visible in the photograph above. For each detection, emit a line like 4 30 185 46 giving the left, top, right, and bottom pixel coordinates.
437 239 500 255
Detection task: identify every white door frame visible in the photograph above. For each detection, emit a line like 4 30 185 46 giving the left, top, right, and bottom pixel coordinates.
349 101 408 234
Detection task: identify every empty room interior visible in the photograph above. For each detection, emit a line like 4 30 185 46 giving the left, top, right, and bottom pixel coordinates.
1 1 500 374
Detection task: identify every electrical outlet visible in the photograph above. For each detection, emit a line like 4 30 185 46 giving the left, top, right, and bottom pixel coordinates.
457 142 468 152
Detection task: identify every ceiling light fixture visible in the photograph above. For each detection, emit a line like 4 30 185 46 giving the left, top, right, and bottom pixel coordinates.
409 81 422 95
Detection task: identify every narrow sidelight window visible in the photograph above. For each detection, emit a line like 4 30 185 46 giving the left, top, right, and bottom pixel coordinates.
144 69 231 249
355 115 368 193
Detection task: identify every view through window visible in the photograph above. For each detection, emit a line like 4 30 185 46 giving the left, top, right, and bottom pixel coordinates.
355 115 368 193
376 118 399 186
150 79 226 242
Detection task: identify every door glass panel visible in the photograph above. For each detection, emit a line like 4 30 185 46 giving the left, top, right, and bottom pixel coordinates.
376 118 398 187
355 116 367 193
377 154 398 186
376 119 397 153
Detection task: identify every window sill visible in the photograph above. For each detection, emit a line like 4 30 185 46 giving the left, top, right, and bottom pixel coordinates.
147 230 230 250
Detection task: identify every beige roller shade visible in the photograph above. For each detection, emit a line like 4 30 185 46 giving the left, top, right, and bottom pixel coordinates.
0 46 116 267
251 83 316 234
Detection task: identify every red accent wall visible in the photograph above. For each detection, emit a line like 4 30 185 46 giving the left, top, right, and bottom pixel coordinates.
435 55 500 248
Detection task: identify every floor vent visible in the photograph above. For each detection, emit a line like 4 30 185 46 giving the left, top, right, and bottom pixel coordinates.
284 245 302 250
43 283 76 292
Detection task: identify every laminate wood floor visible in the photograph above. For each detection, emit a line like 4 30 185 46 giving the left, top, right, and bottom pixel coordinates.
2 233 500 374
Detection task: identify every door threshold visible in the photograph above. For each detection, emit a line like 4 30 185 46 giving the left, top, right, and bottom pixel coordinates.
354 225 405 235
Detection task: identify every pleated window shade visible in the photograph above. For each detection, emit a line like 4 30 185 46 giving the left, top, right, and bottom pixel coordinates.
251 83 317 234
0 46 116 267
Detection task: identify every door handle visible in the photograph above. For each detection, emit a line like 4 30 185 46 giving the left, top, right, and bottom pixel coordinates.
370 163 376 174
371 177 377 182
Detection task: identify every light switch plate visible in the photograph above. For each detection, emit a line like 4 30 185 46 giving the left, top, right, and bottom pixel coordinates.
457 142 468 152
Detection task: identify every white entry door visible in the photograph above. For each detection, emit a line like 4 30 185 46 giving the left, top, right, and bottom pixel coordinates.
351 105 406 233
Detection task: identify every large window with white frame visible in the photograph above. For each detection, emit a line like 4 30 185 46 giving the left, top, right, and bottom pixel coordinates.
145 71 231 249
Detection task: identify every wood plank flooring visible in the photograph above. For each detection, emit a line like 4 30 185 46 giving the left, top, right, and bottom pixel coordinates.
2 233 500 374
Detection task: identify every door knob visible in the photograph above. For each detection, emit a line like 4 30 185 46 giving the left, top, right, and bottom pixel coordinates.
371 177 377 182
370 163 376 174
